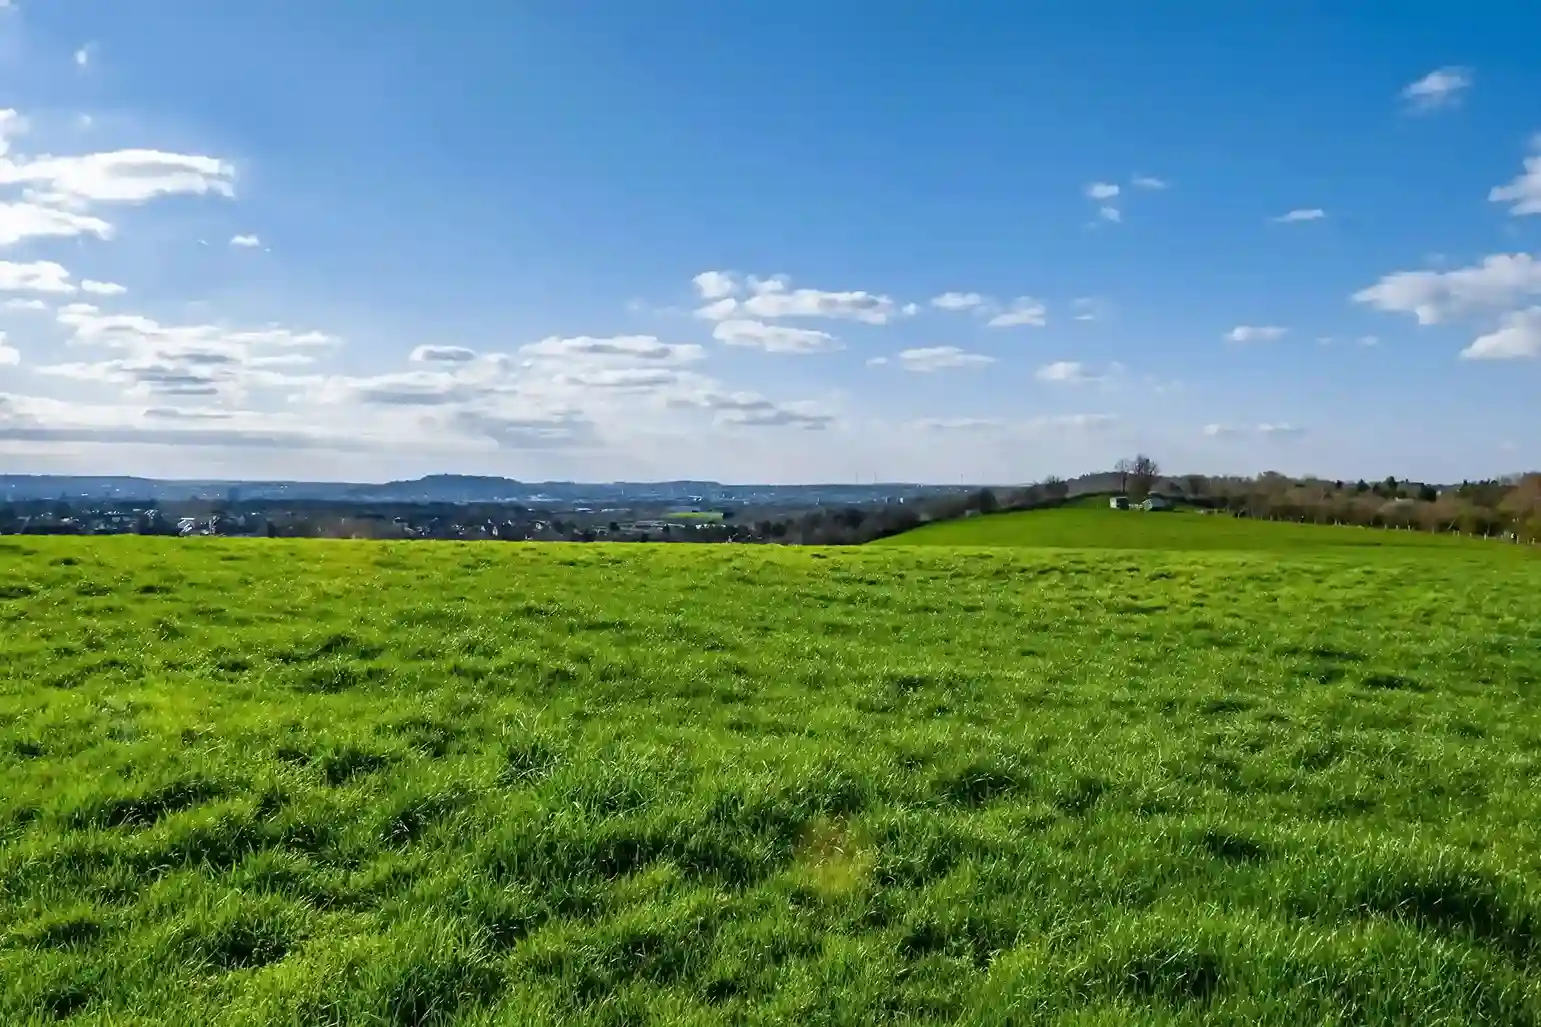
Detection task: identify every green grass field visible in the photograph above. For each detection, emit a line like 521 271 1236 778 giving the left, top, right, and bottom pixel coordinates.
881 505 1528 553
3 534 1541 1025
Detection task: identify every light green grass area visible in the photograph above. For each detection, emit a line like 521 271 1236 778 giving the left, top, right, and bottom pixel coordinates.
3 537 1541 1025
665 511 725 522
880 505 1528 553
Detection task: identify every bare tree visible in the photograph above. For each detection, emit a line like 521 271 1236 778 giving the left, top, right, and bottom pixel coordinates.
1114 458 1134 494
1128 454 1161 501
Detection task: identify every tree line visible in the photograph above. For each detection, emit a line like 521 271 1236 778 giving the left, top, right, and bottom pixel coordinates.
760 461 1541 546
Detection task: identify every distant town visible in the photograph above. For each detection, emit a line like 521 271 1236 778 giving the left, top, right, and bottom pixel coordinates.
0 473 984 543
2 468 1536 545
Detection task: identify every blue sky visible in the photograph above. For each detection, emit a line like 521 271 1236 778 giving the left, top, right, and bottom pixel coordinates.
0 1 1537 484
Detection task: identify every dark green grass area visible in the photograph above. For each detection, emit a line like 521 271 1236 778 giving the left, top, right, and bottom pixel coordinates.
3 537 1541 1024
879 505 1534 553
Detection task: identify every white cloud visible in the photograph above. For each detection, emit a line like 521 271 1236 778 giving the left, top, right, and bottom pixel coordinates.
1035 360 1125 386
1272 208 1326 223
693 297 738 321
1401 66 1471 113
1490 138 1541 216
0 259 74 293
1460 307 1541 360
1225 325 1287 343
3 297 47 311
692 271 738 300
986 296 1047 328
1098 205 1121 223
689 272 899 325
0 333 17 365
896 346 994 372
711 319 840 354
865 356 888 366
45 304 337 400
554 367 689 391
1131 175 1167 190
74 44 93 68
0 110 26 156
1085 182 1120 200
81 279 126 296
0 201 111 246
410 344 479 363
1035 360 1092 383
1205 422 1303 438
739 276 896 325
667 388 834 430
0 149 234 205
1353 253 1541 324
520 335 704 364
230 233 262 248
1357 335 1379 347
930 291 985 311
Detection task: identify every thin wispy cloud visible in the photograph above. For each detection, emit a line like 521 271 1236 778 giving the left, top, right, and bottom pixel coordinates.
1401 66 1471 112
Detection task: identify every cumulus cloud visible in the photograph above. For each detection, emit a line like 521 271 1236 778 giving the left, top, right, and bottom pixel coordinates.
986 296 1047 328
1085 182 1120 201
1353 253 1541 325
1131 174 1167 190
0 148 234 205
1272 208 1326 223
739 277 896 325
0 259 75 293
692 271 738 300
3 297 46 311
44 304 336 400
0 333 17 365
1097 206 1121 223
81 279 126 296
230 234 262 248
409 344 478 363
1490 137 1541 216
896 346 995 372
1401 66 1471 113
1225 325 1287 343
0 201 111 246
0 107 234 249
711 318 840 354
931 291 985 311
1460 307 1541 360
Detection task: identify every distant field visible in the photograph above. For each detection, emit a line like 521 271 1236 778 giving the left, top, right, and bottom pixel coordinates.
3 537 1541 1024
879 506 1527 553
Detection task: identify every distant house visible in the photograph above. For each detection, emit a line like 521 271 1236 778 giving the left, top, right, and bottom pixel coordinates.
1109 496 1130 510
1141 496 1172 512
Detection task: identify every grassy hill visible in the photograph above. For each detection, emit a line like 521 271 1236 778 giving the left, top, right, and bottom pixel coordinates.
3 537 1541 1024
878 505 1526 554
